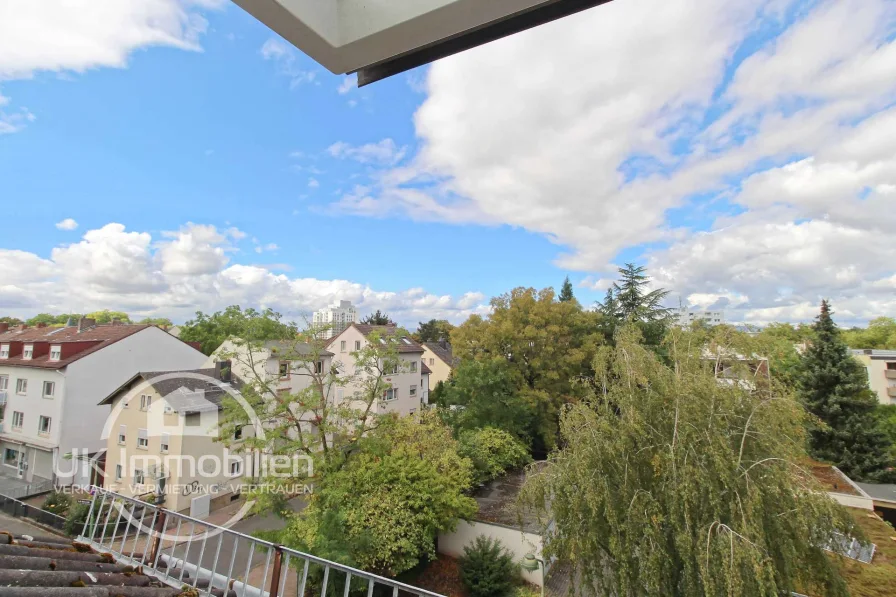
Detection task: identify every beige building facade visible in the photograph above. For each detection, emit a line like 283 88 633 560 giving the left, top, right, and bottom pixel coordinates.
421 340 456 386
851 349 896 405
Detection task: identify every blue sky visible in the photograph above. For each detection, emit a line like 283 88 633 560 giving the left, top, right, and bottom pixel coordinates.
1 0 895 326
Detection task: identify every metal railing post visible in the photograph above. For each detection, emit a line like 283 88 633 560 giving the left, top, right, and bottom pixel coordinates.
269 545 284 597
147 508 168 565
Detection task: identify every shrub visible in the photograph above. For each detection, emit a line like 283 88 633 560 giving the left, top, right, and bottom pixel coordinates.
460 536 519 597
42 491 72 516
458 427 531 484
64 502 91 537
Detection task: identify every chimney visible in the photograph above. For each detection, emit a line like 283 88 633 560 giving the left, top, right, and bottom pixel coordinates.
36 322 48 328
215 359 232 383
439 337 448 350
111 318 121 326
77 317 96 333
18 324 28 331
0 323 8 333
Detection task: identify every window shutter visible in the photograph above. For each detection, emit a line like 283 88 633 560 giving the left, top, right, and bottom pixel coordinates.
119 425 126 437
138 428 148 440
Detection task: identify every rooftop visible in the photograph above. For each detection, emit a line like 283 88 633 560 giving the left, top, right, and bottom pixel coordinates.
330 324 425 353
423 341 458 367
0 323 153 369
856 482 896 504
471 468 542 533
98 366 241 409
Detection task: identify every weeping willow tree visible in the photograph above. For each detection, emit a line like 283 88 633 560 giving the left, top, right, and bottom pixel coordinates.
521 326 858 597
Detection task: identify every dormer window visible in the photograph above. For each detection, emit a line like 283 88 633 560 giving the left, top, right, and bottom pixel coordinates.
23 345 33 360
50 345 61 361
0 345 8 359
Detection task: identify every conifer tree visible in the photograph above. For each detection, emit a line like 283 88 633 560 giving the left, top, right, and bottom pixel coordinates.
558 276 575 302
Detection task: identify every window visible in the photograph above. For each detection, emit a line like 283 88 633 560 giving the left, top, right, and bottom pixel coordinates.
140 395 151 411
340 340 346 352
160 433 170 453
410 361 417 373
137 428 148 449
38 416 51 436
233 427 243 441
0 375 7 390
409 385 417 397
336 388 344 402
23 345 33 360
3 448 20 467
355 340 361 351
42 381 55 398
12 411 24 429
118 425 127 445
15 379 27 395
279 361 290 378
429 358 434 366
134 469 144 484
185 413 201 427
115 464 122 481
50 346 61 361
887 362 896 370
0 344 8 358
230 460 242 476
315 361 323 374
383 388 398 401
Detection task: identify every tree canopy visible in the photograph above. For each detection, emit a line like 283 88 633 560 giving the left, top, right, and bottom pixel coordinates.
413 318 455 343
842 316 896 350
522 325 858 597
178 305 296 355
276 412 476 577
85 309 132 324
798 301 894 481
451 287 604 452
360 310 394 325
138 317 174 326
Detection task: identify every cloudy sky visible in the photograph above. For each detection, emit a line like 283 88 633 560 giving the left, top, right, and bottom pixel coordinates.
1 0 894 326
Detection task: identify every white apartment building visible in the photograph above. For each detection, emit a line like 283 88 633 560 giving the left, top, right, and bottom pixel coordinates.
312 300 358 339
0 319 206 487
851 349 896 405
676 307 725 327
327 324 428 416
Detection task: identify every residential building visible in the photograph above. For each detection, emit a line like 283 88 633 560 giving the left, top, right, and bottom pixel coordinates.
98 362 248 515
676 307 724 327
312 300 358 339
850 349 896 405
0 319 206 488
702 346 770 389
327 324 428 416
421 339 457 386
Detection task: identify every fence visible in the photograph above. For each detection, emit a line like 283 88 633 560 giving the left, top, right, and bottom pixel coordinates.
0 475 54 499
0 491 68 533
77 486 445 597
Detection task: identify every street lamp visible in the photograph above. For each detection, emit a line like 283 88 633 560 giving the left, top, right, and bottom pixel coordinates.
521 553 545 597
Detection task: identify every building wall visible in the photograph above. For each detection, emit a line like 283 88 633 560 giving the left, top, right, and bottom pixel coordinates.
421 346 453 386
853 352 896 405
438 520 545 587
330 326 423 416
59 327 207 486
0 364 65 481
103 384 245 515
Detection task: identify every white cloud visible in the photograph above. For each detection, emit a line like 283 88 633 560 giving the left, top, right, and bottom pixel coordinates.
0 222 487 325
327 139 408 166
260 37 317 88
308 177 320 189
55 218 78 230
337 74 357 95
329 0 896 324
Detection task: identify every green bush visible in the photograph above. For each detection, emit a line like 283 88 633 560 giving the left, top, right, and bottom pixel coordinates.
41 491 72 516
458 427 531 484
460 536 519 597
64 502 92 537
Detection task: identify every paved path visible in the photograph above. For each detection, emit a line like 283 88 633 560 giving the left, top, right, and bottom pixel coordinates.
0 510 65 540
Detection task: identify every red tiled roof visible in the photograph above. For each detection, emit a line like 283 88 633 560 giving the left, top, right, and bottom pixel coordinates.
0 324 151 369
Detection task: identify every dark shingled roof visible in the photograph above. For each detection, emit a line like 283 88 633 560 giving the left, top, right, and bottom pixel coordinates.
0 528 236 596
0 324 152 369
421 362 432 375
98 368 241 409
423 341 457 367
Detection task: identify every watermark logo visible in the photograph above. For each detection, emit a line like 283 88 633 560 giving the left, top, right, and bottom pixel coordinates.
57 371 313 541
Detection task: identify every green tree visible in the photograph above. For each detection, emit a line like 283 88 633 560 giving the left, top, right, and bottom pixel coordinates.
460 536 519 597
139 317 174 326
179 305 296 355
451 287 603 451
877 404 896 463
612 263 673 322
360 309 393 325
558 276 575 303
278 412 476 577
799 301 894 481
414 318 455 343
0 316 24 325
85 309 131 324
522 325 858 597
842 317 896 349
436 359 536 442
458 427 531 484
